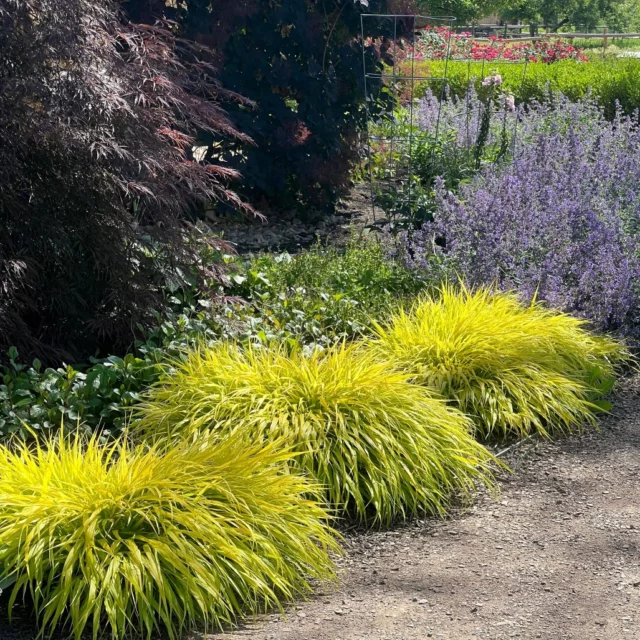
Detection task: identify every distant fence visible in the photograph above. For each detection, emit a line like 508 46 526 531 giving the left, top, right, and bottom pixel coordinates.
481 32 640 40
448 25 640 55
456 24 640 44
455 24 524 37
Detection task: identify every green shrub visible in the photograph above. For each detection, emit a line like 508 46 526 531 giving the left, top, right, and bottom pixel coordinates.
365 88 517 223
227 238 435 348
414 58 640 119
0 350 161 441
0 434 338 640
0 240 433 441
370 285 628 441
0 309 223 440
239 238 420 295
135 342 498 526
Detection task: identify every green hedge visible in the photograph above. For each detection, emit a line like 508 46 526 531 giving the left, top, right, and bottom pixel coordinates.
414 58 640 119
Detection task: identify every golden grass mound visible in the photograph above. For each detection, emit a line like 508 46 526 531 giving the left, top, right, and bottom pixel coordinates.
371 285 628 440
136 342 498 526
0 434 338 640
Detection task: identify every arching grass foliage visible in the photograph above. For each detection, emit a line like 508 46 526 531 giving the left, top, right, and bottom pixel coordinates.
136 343 498 526
371 285 628 441
0 434 338 640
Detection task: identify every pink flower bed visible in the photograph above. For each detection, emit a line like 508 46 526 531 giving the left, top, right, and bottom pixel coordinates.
400 26 588 63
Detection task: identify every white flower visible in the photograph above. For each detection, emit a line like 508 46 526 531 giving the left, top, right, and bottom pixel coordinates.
482 74 503 87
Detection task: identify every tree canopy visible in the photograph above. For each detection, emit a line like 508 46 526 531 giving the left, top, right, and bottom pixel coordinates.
415 0 502 23
500 0 640 30
417 0 640 29
0 0 251 361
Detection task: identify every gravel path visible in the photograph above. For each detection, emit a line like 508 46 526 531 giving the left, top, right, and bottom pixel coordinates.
203 379 640 640
1 381 638 640
206 185 375 254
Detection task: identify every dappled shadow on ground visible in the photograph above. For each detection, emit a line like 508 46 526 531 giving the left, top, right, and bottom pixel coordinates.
204 377 640 640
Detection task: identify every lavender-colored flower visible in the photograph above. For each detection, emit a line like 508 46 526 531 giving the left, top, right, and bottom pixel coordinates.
504 93 515 112
403 96 640 335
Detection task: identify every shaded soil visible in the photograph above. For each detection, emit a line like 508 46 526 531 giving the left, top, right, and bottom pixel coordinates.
205 184 377 254
203 379 640 640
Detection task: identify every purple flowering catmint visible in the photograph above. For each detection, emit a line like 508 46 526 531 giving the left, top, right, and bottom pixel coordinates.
403 96 640 335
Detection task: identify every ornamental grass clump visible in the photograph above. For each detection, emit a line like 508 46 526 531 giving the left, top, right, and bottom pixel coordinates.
371 285 627 441
0 434 338 640
135 343 498 526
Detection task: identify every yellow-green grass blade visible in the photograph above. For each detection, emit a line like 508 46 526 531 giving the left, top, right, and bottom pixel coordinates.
135 341 499 526
0 433 338 640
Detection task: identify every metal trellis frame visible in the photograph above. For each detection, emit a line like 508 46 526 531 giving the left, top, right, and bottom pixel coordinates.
360 14 530 225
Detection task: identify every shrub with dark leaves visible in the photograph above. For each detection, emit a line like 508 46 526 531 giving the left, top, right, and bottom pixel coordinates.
0 0 253 363
400 97 640 335
129 0 413 214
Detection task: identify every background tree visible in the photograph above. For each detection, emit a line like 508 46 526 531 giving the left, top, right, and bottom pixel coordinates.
500 0 640 31
0 0 252 362
415 0 503 24
603 0 640 31
128 0 414 215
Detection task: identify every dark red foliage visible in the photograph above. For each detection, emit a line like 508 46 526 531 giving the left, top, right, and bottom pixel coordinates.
129 0 416 215
0 0 253 362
